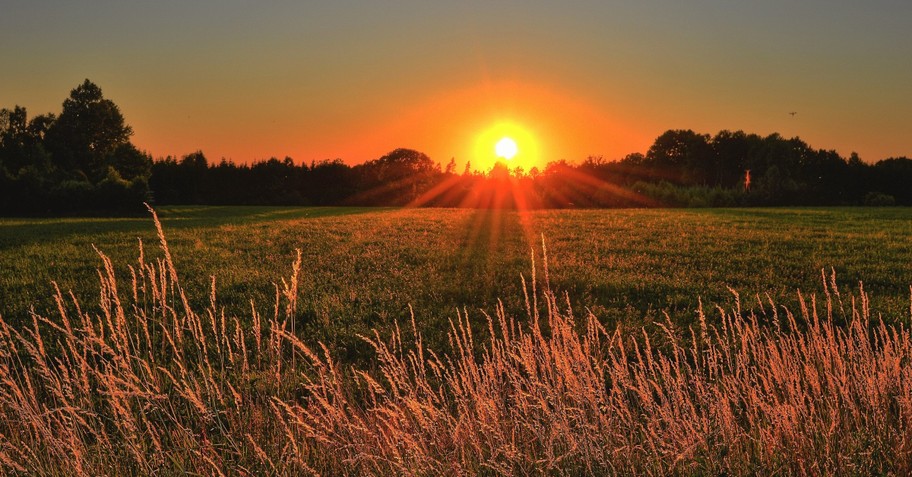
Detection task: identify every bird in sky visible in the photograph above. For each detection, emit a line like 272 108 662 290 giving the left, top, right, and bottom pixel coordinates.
789 111 797 118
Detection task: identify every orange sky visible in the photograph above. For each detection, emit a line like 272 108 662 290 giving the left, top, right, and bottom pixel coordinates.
316 81 654 171
2 2 910 170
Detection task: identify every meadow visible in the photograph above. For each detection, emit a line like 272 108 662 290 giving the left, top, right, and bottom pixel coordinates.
2 206 911 356
1 206 912 475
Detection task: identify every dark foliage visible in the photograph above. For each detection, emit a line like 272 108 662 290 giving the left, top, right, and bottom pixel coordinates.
143 129 910 209
3 83 911 214
1 80 152 215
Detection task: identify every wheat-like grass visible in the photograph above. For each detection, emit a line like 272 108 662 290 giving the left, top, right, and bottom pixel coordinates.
0 209 909 475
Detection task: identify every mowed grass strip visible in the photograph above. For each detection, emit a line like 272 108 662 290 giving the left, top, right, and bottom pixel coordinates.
1 206 910 359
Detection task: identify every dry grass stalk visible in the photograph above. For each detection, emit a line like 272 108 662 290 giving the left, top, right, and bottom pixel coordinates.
0 209 909 475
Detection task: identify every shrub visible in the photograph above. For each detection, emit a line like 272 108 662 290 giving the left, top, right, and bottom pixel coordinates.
864 191 896 206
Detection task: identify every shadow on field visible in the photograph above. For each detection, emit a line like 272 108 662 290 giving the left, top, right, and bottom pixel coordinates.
0 206 385 250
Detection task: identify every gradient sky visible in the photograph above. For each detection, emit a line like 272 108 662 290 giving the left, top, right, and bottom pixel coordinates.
2 1 910 170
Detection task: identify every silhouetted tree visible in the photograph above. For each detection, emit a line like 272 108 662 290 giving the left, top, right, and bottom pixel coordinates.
305 159 356 205
5 80 153 214
0 107 59 213
444 157 457 175
646 130 715 185
351 148 440 205
45 80 134 182
711 130 763 187
872 157 912 204
7 81 912 214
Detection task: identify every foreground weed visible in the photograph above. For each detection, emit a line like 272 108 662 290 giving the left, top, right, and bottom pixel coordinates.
0 208 910 475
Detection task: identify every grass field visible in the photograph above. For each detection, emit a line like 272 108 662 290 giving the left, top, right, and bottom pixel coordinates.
2 206 912 475
3 206 912 349
2 206 911 350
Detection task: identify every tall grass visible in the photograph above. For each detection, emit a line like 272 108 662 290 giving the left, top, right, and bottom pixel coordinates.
0 208 910 475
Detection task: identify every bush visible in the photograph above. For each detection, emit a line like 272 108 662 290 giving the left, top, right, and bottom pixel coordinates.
864 191 896 206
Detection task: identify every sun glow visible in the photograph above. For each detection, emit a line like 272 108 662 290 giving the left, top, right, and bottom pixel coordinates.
473 121 541 171
495 137 518 160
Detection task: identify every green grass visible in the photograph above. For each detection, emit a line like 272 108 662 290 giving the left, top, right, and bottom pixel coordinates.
2 206 911 360
2 205 912 475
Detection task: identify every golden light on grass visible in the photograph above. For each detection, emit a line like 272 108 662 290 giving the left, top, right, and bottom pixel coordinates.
3 210 912 475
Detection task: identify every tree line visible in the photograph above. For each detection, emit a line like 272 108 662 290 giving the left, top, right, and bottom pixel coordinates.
151 132 912 208
2 80 910 214
1 80 151 214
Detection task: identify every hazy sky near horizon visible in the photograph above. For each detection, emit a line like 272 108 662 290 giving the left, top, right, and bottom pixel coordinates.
2 1 910 169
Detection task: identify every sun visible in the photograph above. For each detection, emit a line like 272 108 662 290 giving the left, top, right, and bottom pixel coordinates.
495 137 518 160
473 120 541 170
